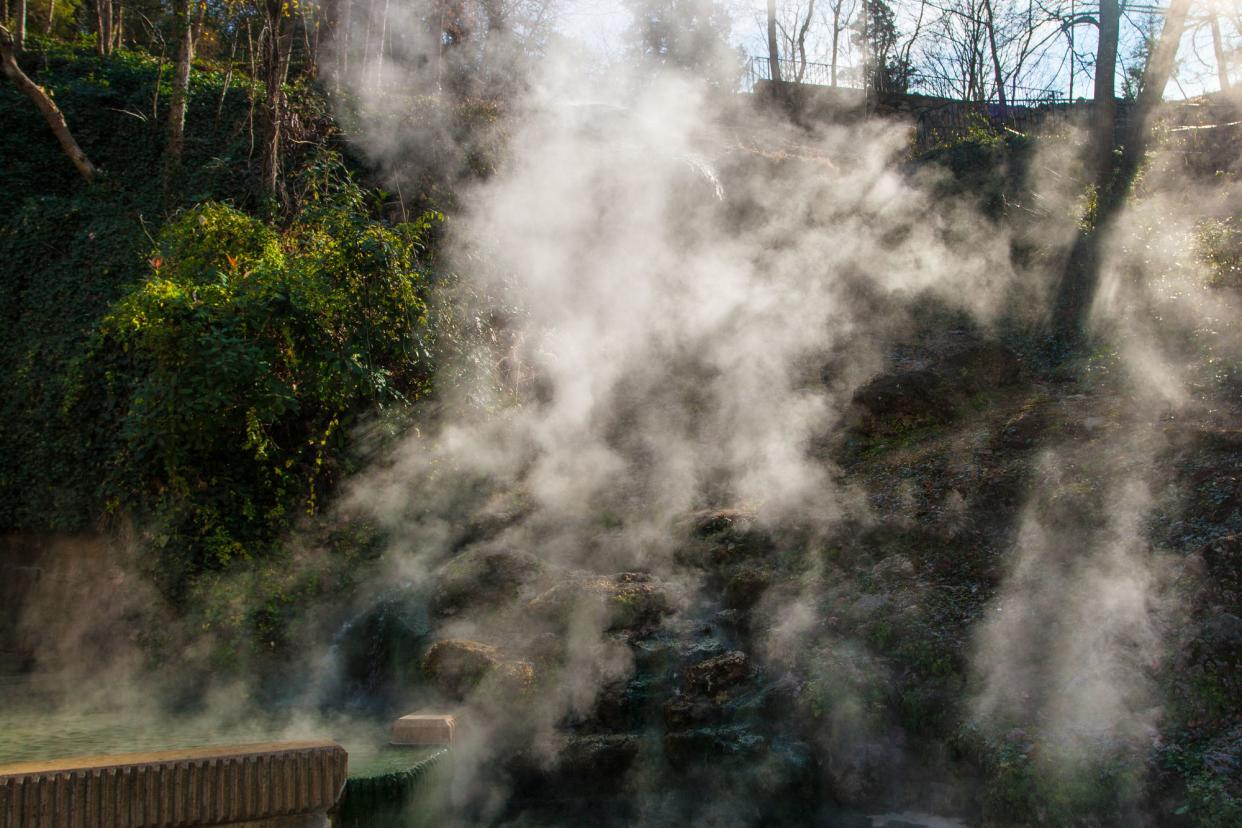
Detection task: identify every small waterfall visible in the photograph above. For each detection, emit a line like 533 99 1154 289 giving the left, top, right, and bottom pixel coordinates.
681 152 726 201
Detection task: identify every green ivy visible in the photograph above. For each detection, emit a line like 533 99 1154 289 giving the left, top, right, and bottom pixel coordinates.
82 189 438 591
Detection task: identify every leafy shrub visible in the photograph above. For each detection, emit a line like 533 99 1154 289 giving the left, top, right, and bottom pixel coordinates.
1197 216 1242 288
84 185 439 591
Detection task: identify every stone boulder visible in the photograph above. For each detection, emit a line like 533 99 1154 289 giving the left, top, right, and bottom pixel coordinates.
938 341 1020 394
679 508 776 566
691 508 758 538
850 369 957 434
824 738 903 805
996 405 1049 450
663 725 768 769
422 638 534 701
850 341 1022 436
557 734 641 782
870 554 916 582
430 546 541 617
528 572 671 632
507 734 641 795
663 695 725 730
685 650 751 696
723 567 772 611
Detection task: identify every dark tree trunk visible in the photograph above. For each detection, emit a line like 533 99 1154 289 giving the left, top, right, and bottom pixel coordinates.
1210 12 1230 91
164 0 196 199
983 0 1006 113
1091 0 1119 174
0 23 97 182
260 0 294 198
1050 0 1191 346
766 0 782 83
830 5 843 86
94 0 111 55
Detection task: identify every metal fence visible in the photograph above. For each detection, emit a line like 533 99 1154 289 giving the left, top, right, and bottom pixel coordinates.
746 55 1084 149
745 56 860 93
745 55 1063 104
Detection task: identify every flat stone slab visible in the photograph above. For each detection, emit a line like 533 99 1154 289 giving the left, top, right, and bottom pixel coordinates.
0 739 347 827
390 715 456 747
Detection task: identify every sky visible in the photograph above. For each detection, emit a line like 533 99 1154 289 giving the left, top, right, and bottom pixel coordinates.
552 0 1232 101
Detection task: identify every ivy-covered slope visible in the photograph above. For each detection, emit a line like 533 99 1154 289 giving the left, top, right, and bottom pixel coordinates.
0 42 437 597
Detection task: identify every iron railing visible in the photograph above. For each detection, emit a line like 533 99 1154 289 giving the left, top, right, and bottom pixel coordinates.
745 55 1062 105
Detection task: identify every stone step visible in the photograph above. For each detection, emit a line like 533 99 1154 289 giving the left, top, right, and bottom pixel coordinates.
389 714 456 747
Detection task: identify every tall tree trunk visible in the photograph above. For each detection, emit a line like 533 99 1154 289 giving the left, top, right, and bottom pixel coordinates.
216 28 238 121
43 0 52 36
830 6 841 86
14 0 24 50
766 0 782 83
362 0 374 88
1121 0 1191 162
1050 0 1192 346
983 0 1006 113
375 0 388 90
1092 0 1119 174
0 23 97 181
338 0 350 90
794 0 816 83
260 0 293 198
164 0 196 197
1210 12 1230 91
95 0 111 55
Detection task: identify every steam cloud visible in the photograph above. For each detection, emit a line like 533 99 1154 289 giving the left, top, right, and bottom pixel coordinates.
324 24 1242 816
7 4 1241 824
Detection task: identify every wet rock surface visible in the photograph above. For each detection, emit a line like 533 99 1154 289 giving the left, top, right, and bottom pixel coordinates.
326 333 1242 826
685 651 750 696
849 339 1021 435
851 369 958 434
429 546 541 618
421 638 533 700
527 572 672 632
938 341 1020 393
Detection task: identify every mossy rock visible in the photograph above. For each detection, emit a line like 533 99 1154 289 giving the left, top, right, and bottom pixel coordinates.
685 651 751 696
850 369 959 435
677 508 776 567
421 638 534 701
662 725 768 769
429 546 541 618
527 572 671 632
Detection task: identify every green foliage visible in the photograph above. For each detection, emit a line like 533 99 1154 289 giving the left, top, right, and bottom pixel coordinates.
962 729 1146 826
1181 772 1242 827
88 189 437 589
1197 215 1242 287
0 44 440 605
1158 741 1242 828
0 42 260 536
328 91 505 216
850 0 912 93
623 0 741 83
1 40 257 201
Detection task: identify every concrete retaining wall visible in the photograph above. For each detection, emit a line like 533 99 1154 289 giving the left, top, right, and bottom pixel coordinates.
0 741 347 828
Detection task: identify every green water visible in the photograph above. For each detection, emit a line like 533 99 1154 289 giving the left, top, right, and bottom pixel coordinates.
0 676 437 780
